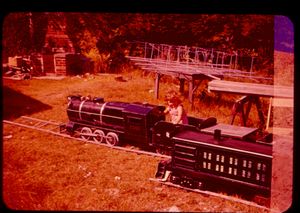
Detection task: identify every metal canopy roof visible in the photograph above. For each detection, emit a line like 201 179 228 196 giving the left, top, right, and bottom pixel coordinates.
127 42 272 81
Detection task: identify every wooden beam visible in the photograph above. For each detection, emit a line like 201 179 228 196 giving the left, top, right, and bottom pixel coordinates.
179 78 185 94
253 96 265 128
188 79 194 107
154 73 161 99
266 97 272 131
208 80 293 98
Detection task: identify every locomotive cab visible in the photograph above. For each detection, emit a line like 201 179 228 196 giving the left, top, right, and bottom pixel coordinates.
152 116 217 154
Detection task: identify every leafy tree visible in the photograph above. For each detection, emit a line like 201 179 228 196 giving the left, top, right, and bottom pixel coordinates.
3 13 33 58
2 13 274 74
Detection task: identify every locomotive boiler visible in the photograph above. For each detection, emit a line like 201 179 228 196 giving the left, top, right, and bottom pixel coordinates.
65 95 165 147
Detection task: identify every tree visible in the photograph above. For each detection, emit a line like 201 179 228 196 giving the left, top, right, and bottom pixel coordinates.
2 13 274 73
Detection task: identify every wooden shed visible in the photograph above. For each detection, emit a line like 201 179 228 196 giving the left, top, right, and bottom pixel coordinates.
42 53 94 76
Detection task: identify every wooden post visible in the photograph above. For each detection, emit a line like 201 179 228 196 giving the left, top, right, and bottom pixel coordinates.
221 53 225 68
266 97 272 130
188 79 194 108
250 56 254 74
154 73 161 99
53 54 57 74
231 96 252 126
235 53 238 69
144 42 147 58
245 97 253 122
179 78 185 94
150 44 154 59
253 96 265 128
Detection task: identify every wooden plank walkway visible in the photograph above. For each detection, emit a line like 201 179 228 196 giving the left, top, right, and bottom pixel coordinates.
208 80 293 98
208 80 293 128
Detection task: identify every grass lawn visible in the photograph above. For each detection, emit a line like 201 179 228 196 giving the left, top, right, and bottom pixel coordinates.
2 51 294 211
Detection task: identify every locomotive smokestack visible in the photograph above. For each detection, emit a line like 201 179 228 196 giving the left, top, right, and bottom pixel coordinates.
214 129 221 141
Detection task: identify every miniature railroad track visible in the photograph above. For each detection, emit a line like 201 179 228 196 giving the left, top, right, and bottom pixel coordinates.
4 116 275 211
3 116 170 159
149 178 274 212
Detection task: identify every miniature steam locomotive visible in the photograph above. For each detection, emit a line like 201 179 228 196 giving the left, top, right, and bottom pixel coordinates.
64 95 273 203
65 95 165 147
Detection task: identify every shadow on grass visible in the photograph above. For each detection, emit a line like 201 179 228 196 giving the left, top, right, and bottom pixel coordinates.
3 86 52 120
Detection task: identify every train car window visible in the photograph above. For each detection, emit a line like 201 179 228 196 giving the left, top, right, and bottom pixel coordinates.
166 132 170 138
257 162 261 170
248 161 252 169
207 162 211 170
233 168 237 175
243 160 247 167
234 158 238 166
208 153 212 160
247 171 251 178
229 157 233 164
262 163 267 172
261 174 266 182
242 170 246 177
256 173 260 181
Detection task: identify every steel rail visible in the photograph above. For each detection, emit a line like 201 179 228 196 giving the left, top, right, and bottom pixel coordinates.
3 117 170 159
149 178 274 212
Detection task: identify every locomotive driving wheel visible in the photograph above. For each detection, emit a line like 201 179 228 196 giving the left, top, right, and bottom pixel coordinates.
93 129 105 143
80 127 92 141
105 132 119 146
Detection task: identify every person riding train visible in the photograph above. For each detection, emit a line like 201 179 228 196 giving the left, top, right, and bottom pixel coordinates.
163 90 188 125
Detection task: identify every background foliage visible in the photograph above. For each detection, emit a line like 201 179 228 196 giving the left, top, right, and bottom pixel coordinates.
2 13 274 73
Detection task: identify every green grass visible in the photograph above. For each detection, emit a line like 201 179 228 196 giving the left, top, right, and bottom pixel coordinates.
2 50 294 211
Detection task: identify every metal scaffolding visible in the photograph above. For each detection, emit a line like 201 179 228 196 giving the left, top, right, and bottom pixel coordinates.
126 42 272 107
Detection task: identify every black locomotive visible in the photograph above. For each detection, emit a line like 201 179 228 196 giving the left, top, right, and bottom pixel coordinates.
65 95 165 147
153 121 273 205
64 95 273 204
64 95 218 150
